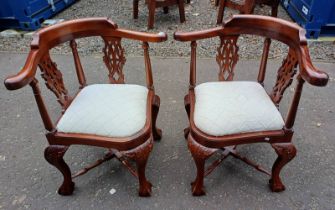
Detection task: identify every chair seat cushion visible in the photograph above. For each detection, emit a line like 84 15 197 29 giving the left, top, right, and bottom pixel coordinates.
194 81 285 136
57 84 148 138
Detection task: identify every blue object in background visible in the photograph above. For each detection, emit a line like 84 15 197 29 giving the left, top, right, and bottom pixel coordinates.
282 0 335 39
0 0 76 31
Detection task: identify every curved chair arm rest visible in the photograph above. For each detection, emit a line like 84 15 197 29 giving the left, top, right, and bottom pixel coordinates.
298 46 329 86
116 29 167 43
4 50 40 90
174 27 222 42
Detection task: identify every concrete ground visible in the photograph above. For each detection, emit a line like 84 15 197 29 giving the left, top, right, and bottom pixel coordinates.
0 53 334 209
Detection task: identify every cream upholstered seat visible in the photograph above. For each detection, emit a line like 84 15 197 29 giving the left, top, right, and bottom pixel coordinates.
57 84 148 138
194 81 285 136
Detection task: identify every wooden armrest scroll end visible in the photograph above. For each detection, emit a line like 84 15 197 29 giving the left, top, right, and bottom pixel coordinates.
4 50 39 90
299 46 329 87
300 65 329 87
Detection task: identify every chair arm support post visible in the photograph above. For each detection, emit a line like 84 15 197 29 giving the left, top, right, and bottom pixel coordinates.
142 42 154 90
285 74 305 129
4 50 40 90
257 38 271 85
190 41 197 88
30 78 54 131
70 40 86 89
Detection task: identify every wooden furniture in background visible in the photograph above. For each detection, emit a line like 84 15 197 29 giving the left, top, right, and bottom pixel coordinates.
216 0 280 24
174 15 328 196
133 0 185 29
4 18 167 197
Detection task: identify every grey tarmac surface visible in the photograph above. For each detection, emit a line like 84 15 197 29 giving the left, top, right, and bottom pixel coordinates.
0 53 334 209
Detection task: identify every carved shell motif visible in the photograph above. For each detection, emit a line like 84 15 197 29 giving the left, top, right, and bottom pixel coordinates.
38 53 69 108
270 48 298 104
102 37 126 84
216 35 239 81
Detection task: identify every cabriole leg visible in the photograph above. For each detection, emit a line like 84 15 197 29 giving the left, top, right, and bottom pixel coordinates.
270 143 297 192
44 145 75 195
125 138 153 196
188 135 216 196
152 95 162 141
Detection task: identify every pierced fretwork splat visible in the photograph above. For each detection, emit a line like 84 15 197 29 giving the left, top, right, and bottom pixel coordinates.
216 35 239 81
270 48 298 104
102 37 126 84
38 53 70 108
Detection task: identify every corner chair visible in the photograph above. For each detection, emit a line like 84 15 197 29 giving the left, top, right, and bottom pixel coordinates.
4 18 167 197
174 15 328 196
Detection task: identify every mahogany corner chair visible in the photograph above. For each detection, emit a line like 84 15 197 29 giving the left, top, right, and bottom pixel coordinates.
133 0 186 29
216 0 280 24
4 18 167 197
174 15 328 196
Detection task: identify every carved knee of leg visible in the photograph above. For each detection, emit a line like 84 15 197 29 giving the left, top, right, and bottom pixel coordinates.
270 143 297 192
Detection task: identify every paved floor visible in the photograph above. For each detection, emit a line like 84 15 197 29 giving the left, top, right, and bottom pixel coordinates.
0 53 334 209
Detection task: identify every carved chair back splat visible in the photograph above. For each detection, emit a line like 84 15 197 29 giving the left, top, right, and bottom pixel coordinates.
174 15 328 196
4 18 167 197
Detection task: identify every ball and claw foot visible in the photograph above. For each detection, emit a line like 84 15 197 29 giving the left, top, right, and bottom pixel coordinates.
58 181 75 195
191 180 206 196
138 180 152 197
153 128 162 141
269 178 285 192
